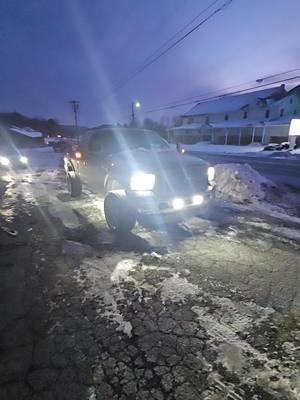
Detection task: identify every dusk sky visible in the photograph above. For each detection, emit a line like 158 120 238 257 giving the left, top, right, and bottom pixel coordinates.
1 0 300 127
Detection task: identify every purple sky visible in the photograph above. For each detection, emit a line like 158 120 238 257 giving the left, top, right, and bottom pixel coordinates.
1 0 300 127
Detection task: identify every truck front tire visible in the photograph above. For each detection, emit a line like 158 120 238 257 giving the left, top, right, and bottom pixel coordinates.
104 192 137 232
67 172 82 197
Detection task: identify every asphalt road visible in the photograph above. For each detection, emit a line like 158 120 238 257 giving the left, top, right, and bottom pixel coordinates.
188 151 300 187
0 148 300 400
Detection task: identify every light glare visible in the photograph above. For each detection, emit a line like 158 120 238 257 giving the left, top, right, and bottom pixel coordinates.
192 194 204 205
172 198 184 210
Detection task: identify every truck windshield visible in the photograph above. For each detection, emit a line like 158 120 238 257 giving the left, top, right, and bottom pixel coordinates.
121 132 170 151
90 130 170 154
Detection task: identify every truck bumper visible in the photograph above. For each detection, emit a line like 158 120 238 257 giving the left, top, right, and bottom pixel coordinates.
126 189 215 217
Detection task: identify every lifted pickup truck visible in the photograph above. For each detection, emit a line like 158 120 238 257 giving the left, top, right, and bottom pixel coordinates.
64 127 215 232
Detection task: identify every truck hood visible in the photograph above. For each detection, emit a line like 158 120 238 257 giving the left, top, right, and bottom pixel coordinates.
107 148 208 174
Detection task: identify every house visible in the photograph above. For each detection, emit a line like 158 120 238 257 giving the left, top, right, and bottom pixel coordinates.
169 84 300 145
0 125 44 148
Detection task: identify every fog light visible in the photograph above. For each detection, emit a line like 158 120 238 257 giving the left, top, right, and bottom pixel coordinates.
192 194 204 205
172 198 184 210
207 166 215 182
20 156 28 164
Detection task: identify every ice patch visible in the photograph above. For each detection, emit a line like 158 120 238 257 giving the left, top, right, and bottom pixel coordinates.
102 291 133 337
160 273 200 302
271 227 300 242
74 257 136 337
48 202 80 229
110 259 138 285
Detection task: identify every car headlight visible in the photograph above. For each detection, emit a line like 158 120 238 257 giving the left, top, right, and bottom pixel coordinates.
207 166 215 182
20 156 28 164
130 172 155 191
0 156 10 166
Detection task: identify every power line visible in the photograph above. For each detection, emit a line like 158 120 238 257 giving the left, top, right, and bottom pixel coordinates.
160 67 300 107
114 0 233 92
144 74 300 114
147 67 300 109
115 0 221 89
255 67 300 83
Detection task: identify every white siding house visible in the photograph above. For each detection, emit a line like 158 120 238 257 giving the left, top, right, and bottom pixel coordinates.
170 84 300 145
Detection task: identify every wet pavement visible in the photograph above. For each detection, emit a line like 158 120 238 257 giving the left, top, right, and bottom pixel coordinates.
0 154 299 400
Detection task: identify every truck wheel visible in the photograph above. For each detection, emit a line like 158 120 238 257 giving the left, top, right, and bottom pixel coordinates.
104 192 137 232
67 173 82 197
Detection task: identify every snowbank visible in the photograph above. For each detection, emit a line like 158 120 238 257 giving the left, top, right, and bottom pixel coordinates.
181 142 264 155
214 163 278 204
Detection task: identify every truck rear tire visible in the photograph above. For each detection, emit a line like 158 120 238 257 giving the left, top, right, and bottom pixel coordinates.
67 173 82 197
104 192 137 232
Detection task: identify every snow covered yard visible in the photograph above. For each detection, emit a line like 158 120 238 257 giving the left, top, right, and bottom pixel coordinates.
179 142 300 158
182 142 265 155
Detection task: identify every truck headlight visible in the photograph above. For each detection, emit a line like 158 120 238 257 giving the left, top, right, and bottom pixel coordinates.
207 166 215 182
0 157 10 166
130 172 155 191
20 156 28 164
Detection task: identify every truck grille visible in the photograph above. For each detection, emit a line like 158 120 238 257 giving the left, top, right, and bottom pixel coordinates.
155 166 208 196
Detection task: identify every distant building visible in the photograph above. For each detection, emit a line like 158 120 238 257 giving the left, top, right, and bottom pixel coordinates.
0 126 44 148
169 84 300 145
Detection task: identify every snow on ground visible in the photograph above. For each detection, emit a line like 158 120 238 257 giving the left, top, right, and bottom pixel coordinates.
160 273 200 302
23 146 62 170
72 249 300 399
214 163 278 204
174 142 300 158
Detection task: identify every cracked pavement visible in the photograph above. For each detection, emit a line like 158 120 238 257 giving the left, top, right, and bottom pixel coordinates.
0 151 299 400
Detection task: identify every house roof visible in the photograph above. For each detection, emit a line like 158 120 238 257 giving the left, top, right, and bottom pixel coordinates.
184 86 287 116
10 126 43 138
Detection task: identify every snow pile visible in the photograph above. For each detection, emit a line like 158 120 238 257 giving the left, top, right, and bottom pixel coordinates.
214 163 278 204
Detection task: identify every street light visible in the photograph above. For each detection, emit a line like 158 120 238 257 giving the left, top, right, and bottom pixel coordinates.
131 100 141 125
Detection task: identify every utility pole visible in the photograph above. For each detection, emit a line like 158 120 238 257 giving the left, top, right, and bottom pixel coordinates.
69 100 80 142
69 100 80 128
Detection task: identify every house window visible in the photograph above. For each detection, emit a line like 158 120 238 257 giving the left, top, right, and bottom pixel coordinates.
188 117 193 124
224 114 229 121
280 108 284 117
293 109 298 116
265 109 270 118
289 98 293 104
243 111 248 119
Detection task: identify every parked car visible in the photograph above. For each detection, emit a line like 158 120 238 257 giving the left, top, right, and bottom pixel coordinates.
263 143 282 151
0 145 29 170
263 142 290 151
52 139 71 153
64 127 216 232
280 142 290 150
